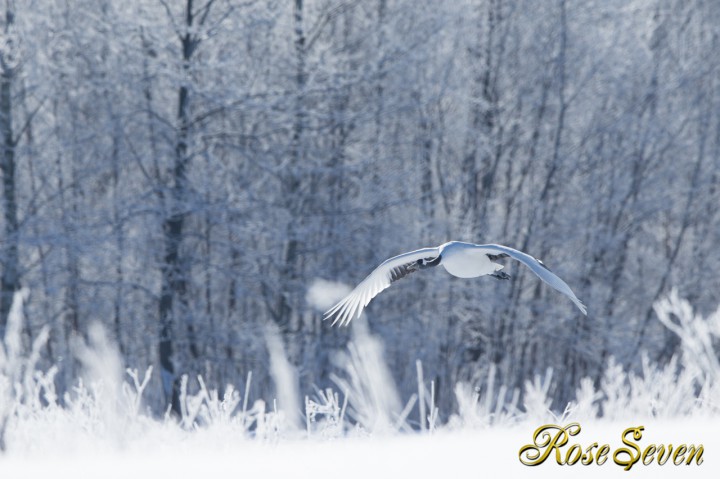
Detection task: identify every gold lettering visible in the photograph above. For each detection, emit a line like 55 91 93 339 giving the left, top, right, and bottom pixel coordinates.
565 444 583 465
685 445 704 465
596 444 610 465
656 444 672 465
581 443 598 465
613 426 644 471
673 445 687 465
518 423 579 466
642 444 656 465
518 423 704 469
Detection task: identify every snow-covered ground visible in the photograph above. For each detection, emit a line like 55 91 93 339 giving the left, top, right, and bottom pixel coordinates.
1 419 717 478
1 292 719 478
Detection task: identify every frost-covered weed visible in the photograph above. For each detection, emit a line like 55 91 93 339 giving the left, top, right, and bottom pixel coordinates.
0 289 50 451
305 388 347 438
444 293 720 427
655 289 720 385
329 318 404 434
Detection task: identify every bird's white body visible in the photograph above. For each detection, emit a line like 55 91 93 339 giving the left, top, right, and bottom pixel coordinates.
324 241 587 326
439 241 504 278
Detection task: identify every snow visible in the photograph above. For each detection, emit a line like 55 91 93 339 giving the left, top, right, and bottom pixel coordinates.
1 420 717 478
306 278 352 312
1 292 719 478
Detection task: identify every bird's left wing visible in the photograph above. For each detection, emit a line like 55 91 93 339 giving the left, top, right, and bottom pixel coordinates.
476 244 587 315
324 247 440 326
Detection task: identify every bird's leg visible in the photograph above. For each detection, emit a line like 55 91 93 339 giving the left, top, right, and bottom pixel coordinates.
491 271 511 280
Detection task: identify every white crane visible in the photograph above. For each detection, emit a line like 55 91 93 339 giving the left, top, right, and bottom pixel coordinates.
325 241 586 326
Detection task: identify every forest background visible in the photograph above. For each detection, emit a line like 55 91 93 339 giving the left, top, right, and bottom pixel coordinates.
0 0 718 425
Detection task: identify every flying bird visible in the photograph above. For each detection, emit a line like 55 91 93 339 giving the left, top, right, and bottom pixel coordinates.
324 241 586 326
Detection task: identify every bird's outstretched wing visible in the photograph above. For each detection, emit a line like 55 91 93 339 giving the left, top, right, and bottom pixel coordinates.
324 247 441 326
476 243 587 315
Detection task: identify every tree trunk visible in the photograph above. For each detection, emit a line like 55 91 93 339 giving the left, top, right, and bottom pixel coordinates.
0 6 18 334
275 0 308 334
158 0 202 415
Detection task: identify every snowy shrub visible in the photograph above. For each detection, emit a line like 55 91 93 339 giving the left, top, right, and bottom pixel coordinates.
305 388 347 438
329 320 405 434
450 363 521 428
655 289 720 386
572 291 720 421
0 289 51 451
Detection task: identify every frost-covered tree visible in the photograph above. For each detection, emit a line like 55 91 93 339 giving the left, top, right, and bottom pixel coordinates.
0 0 719 417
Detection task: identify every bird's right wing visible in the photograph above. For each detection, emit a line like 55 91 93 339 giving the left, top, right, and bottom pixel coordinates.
477 244 587 315
324 247 440 326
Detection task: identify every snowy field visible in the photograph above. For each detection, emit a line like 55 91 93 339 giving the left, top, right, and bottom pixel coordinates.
2 292 719 478
2 2 720 477
0 419 717 478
